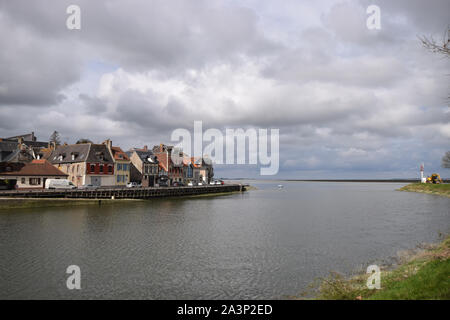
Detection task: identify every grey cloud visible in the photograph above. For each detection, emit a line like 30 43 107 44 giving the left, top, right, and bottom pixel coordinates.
0 0 449 178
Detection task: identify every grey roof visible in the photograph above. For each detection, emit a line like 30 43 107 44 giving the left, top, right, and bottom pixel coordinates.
5 132 35 141
23 141 48 148
135 150 159 164
87 144 114 163
0 140 18 152
49 143 114 164
2 149 20 162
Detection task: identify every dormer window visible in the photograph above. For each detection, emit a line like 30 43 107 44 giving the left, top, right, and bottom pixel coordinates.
71 152 79 161
96 151 104 161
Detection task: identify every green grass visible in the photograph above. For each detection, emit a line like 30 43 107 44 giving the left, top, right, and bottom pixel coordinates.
398 183 450 198
369 259 450 299
306 236 450 300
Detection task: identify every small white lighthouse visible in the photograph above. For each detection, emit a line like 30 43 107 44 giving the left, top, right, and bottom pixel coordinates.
420 163 426 183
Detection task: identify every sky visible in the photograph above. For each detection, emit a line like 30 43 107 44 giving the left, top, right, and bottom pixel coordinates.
0 0 449 179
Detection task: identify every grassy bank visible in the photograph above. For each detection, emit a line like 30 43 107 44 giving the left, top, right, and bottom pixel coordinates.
398 183 450 198
309 236 450 300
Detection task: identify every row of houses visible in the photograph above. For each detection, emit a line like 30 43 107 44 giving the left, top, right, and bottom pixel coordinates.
0 133 214 189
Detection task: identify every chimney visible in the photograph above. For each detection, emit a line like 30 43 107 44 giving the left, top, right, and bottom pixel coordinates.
143 145 148 151
102 139 113 151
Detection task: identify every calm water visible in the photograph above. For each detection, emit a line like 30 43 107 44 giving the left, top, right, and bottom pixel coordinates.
0 181 449 299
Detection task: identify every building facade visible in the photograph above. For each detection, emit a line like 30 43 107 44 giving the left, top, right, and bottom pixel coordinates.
192 157 214 183
49 143 115 187
104 140 131 186
128 146 159 187
0 160 68 189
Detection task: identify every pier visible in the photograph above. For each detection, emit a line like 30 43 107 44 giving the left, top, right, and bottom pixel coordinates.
0 184 247 200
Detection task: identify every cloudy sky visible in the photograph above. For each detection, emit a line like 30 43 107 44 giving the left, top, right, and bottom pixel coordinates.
0 0 449 178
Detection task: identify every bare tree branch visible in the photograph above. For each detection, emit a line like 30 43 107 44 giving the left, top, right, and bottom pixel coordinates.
418 27 450 57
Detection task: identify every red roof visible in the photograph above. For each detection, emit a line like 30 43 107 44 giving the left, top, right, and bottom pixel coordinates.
111 146 130 161
0 160 68 177
191 157 202 168
155 153 170 171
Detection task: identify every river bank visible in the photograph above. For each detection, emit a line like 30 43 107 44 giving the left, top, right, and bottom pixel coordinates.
0 197 145 210
0 189 246 210
398 183 450 198
306 235 450 300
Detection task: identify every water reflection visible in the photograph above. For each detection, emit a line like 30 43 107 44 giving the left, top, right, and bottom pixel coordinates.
0 181 449 299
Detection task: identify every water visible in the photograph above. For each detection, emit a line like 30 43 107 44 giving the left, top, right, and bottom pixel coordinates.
0 181 449 299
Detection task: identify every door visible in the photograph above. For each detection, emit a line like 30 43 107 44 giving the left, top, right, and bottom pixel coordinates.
91 176 101 186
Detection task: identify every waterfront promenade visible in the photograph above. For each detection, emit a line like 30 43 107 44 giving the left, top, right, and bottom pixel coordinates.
0 184 247 200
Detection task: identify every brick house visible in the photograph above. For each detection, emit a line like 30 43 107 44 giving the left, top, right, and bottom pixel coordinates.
153 144 184 185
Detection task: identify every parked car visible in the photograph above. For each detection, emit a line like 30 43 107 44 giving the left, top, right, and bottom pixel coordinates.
174 182 185 187
126 182 139 188
45 179 77 189
187 181 193 186
209 181 216 185
198 182 205 186
78 184 96 189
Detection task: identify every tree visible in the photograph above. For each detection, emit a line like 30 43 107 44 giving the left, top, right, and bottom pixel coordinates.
49 131 61 146
420 27 450 101
419 27 450 57
442 151 450 168
76 138 93 144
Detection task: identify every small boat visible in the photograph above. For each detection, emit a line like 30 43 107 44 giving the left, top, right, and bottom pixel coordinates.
277 184 284 189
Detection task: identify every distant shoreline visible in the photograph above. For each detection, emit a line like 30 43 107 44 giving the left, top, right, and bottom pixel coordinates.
224 178 449 183
398 183 450 198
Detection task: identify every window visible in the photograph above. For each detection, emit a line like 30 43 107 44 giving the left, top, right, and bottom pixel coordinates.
117 175 120 182
21 178 25 184
100 164 104 173
90 164 95 172
29 178 40 185
117 164 122 171
108 165 112 173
